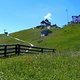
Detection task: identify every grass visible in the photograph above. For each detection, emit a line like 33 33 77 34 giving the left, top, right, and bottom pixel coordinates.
0 24 80 79
38 24 80 52
10 28 41 44
1 23 80 52
0 24 79 52
0 52 80 80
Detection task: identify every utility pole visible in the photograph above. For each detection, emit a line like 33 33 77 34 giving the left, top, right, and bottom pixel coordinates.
4 29 6 34
66 9 69 24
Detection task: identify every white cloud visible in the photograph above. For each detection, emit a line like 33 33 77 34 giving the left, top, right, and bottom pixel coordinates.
44 13 52 20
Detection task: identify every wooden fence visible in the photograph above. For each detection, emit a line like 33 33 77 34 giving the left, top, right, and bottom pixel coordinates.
0 44 56 57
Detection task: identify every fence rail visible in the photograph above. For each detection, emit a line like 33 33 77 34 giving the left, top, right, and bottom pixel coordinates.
0 44 56 57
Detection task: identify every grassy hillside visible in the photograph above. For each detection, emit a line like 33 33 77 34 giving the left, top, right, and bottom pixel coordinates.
0 34 19 44
0 24 80 80
11 28 41 44
39 24 80 52
0 53 80 80
0 23 80 52
11 27 60 45
0 28 41 44
11 24 80 52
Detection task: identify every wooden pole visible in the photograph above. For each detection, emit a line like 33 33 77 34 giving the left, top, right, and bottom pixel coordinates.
17 44 20 55
15 44 18 55
41 48 43 53
4 45 7 57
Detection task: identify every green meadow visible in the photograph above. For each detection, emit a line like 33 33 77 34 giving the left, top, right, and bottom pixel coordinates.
1 23 80 52
0 53 80 80
0 23 80 80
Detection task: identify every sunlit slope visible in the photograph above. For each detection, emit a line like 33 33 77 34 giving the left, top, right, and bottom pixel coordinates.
39 24 80 51
0 24 80 52
11 28 41 44
0 28 41 44
11 24 80 51
10 27 59 45
0 34 19 44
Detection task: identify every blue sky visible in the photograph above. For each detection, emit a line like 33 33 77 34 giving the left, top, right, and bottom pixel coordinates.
0 0 80 33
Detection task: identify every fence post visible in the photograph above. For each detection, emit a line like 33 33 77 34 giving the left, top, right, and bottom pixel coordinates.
41 48 43 53
15 44 18 55
17 44 20 55
53 49 56 53
4 45 7 57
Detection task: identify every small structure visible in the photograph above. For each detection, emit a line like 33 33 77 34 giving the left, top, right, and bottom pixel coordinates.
41 30 48 36
72 15 80 23
41 29 52 36
40 19 52 36
4 32 8 35
4 29 9 36
5 32 9 36
40 19 51 29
